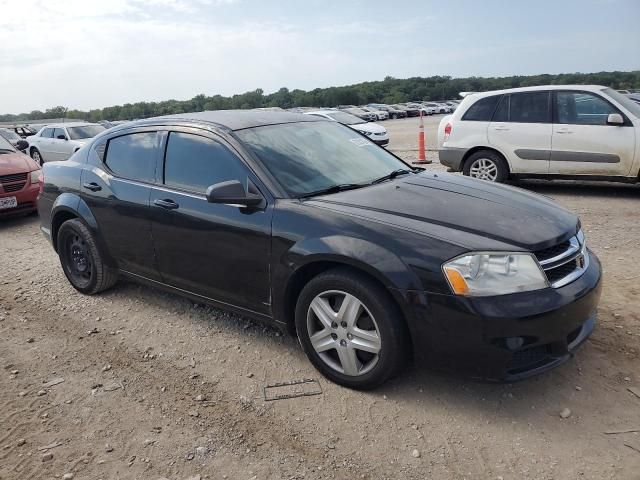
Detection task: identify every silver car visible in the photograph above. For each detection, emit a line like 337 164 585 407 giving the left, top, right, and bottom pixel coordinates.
27 123 106 165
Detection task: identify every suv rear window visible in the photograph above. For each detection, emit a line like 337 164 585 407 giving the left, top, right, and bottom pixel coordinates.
508 92 550 123
461 95 501 121
105 132 157 183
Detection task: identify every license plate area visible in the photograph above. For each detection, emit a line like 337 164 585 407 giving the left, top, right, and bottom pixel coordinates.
0 196 17 210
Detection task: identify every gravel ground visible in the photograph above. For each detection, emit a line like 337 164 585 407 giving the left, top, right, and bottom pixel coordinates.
1 140 640 479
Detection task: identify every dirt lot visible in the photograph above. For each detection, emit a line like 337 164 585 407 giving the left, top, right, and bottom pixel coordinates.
1 129 640 479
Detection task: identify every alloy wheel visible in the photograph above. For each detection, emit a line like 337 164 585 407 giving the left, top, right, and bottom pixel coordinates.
32 150 42 166
469 158 498 181
306 290 381 377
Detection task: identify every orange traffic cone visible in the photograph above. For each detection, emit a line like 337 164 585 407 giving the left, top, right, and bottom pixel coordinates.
413 110 431 165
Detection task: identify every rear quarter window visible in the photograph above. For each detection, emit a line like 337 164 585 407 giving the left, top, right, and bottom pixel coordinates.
461 95 501 121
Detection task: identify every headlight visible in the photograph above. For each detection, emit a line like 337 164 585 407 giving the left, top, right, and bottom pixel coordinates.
442 253 548 296
30 169 42 184
361 131 373 136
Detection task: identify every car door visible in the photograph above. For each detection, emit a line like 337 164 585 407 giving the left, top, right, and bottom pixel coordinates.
35 128 55 161
550 90 637 176
51 128 72 161
149 128 272 315
488 91 552 174
79 128 162 280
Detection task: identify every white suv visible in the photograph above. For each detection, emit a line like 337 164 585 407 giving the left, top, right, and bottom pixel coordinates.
438 85 640 183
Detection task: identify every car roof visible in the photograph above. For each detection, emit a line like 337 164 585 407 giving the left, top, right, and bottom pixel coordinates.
304 110 338 116
144 110 323 131
38 122 98 129
469 84 608 99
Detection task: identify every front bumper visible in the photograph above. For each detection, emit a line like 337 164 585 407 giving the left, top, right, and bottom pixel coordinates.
396 249 602 381
373 137 390 147
0 182 39 217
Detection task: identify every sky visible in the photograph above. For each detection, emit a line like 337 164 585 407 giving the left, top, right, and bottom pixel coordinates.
0 0 638 114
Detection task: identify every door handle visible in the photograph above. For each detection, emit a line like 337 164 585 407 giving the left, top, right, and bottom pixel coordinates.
82 182 102 192
153 198 179 210
492 126 510 131
555 129 573 134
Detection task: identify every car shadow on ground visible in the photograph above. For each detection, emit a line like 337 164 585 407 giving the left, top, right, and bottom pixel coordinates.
0 212 39 230
102 279 613 424
510 179 640 199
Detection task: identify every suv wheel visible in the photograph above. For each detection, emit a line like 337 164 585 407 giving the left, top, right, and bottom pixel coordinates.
463 150 509 182
57 219 118 294
295 268 408 390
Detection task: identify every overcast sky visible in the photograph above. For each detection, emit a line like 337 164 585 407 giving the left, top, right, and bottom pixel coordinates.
1 0 638 114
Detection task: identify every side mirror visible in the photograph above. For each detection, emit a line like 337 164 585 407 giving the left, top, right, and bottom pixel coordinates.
16 140 29 151
205 180 263 207
607 113 624 126
57 134 67 140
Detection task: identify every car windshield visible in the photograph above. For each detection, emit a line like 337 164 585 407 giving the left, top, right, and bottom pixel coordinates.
0 129 21 142
0 135 15 152
325 111 365 125
67 125 106 140
603 88 640 118
236 121 409 197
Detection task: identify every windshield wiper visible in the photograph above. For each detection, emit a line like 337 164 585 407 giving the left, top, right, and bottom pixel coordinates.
370 168 414 185
299 183 366 199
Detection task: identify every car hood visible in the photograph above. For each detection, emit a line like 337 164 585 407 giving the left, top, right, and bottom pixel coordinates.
304 172 579 252
0 151 38 175
349 122 386 134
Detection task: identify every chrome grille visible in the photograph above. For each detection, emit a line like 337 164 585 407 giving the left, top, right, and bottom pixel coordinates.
535 231 588 288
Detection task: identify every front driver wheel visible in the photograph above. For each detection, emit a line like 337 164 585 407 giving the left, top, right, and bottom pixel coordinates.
57 219 118 294
295 268 408 390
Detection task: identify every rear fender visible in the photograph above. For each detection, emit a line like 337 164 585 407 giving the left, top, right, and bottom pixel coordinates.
50 193 117 268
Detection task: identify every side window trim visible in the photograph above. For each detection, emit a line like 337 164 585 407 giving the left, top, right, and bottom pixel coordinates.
552 90 630 126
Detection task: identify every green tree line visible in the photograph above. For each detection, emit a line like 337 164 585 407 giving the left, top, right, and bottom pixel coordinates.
2 70 638 123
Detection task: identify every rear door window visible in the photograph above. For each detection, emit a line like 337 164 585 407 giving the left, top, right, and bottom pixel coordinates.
508 91 551 123
462 95 501 121
105 132 158 183
41 128 54 138
163 132 248 194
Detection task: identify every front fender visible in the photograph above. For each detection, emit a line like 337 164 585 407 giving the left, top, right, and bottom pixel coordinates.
271 235 422 328
287 235 419 290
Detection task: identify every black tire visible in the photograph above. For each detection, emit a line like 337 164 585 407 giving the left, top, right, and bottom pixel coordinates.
31 148 43 166
463 150 509 183
57 219 118 294
295 267 409 390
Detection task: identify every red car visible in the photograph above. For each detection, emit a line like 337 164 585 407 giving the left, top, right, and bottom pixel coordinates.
0 135 42 217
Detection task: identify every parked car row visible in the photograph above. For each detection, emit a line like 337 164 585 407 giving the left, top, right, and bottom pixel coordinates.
25 123 107 165
438 84 640 184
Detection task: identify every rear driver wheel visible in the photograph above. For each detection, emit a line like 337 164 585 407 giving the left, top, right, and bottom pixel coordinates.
295 268 408 389
57 219 118 294
463 150 509 183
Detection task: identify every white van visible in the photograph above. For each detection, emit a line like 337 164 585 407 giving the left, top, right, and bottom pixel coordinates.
438 85 640 183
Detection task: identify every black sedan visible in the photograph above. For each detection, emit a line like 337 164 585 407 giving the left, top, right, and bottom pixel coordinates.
37 111 601 389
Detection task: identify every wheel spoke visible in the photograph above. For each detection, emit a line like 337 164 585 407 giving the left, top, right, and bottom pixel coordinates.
337 345 361 376
337 293 362 328
350 328 381 354
310 328 335 353
310 296 336 329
